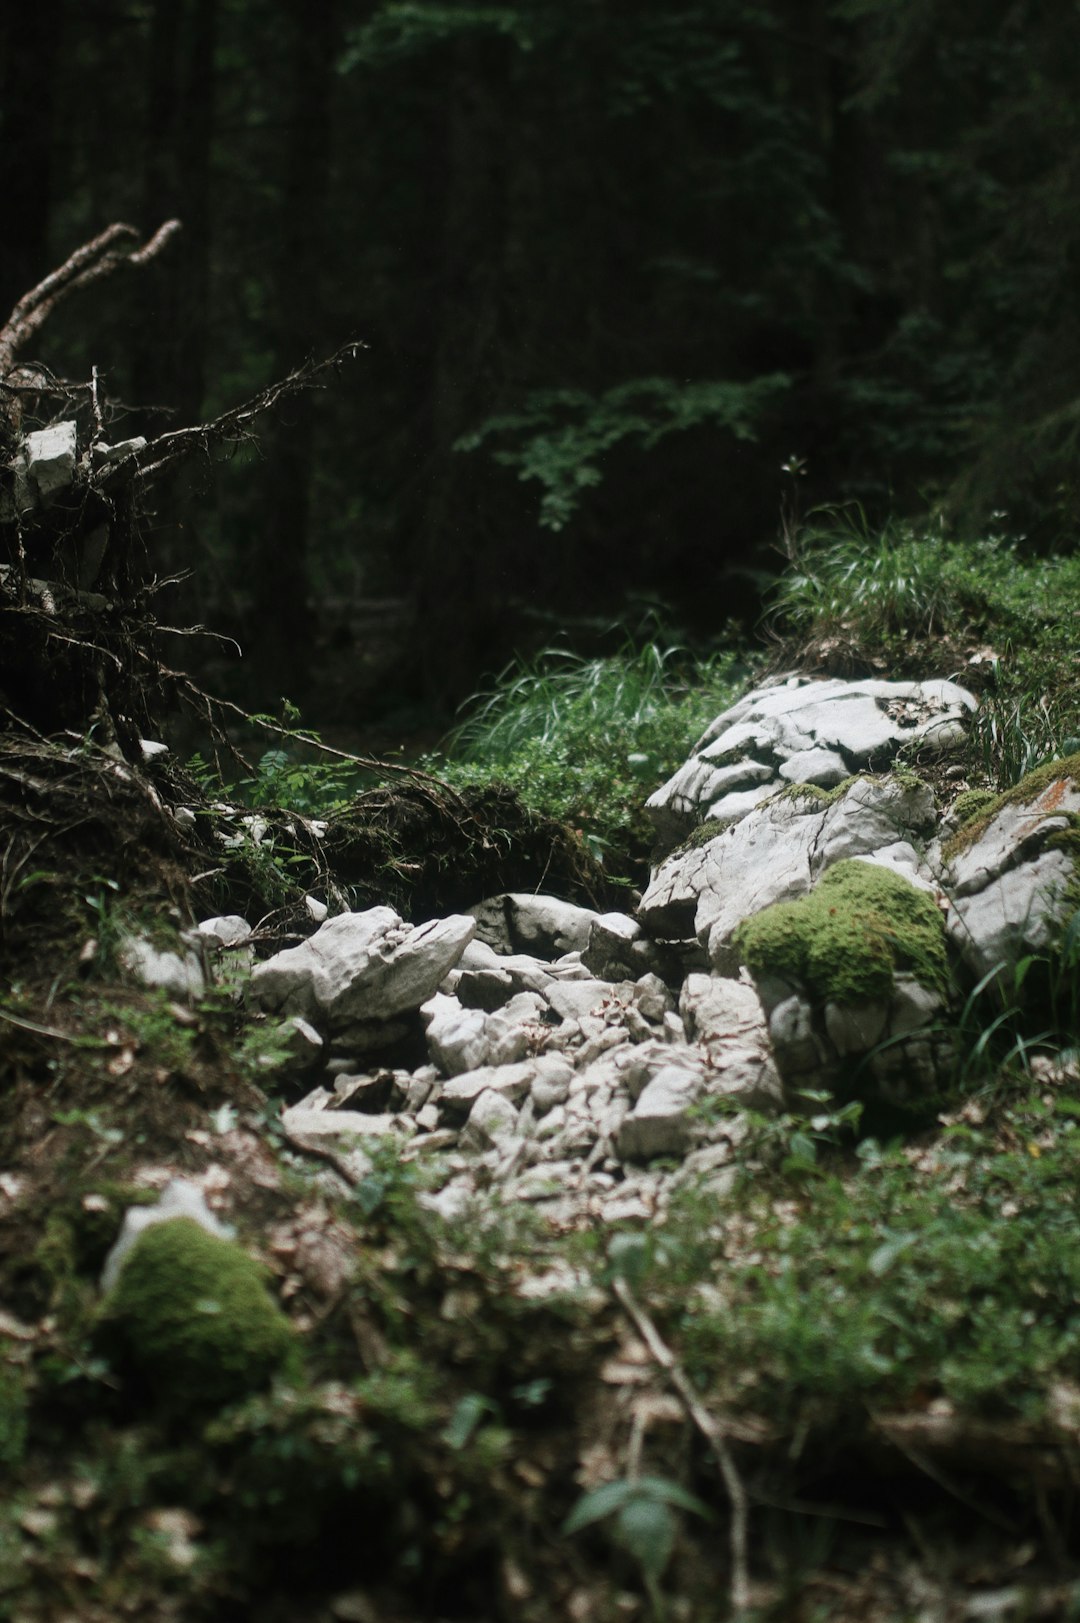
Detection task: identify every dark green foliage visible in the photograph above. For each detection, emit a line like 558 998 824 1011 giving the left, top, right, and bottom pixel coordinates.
17 0 1080 709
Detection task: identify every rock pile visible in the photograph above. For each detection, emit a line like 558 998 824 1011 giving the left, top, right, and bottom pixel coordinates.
136 673 1078 1231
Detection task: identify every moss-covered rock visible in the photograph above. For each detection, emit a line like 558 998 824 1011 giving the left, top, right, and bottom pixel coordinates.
942 750 1080 864
734 859 950 1006
99 1217 298 1412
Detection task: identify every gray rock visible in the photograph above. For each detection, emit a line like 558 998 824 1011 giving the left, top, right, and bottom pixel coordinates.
251 907 475 1028
468 894 600 959
279 1015 325 1069
544 977 629 1023
421 993 489 1075
777 748 849 786
640 773 937 974
280 1107 413 1141
462 1089 520 1150
26 421 77 504
646 674 973 853
823 999 889 1057
483 992 549 1064
440 1060 537 1116
196 915 252 946
679 973 785 1111
619 1038 700 1102
947 848 1075 981
582 912 680 983
703 784 777 826
119 933 205 1000
645 757 774 847
455 964 516 1010
887 973 945 1038
942 769 1080 981
768 995 827 1077
618 1065 704 1160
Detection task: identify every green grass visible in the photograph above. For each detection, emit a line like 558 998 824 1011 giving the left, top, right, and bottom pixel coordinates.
767 507 1080 789
425 637 751 877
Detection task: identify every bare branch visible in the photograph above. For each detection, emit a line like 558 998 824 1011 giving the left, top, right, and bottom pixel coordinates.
612 1276 752 1620
0 221 182 376
92 342 369 492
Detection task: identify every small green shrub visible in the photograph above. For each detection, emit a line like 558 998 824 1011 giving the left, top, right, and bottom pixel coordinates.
652 1081 1080 1425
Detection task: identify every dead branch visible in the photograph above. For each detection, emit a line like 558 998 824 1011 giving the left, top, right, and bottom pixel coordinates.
91 342 368 494
612 1276 751 1620
0 221 181 377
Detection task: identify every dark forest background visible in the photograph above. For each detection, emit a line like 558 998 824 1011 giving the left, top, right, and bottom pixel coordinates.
2 0 1078 727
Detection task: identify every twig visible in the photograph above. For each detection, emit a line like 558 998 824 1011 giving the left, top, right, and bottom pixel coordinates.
275 1120 364 1187
612 1275 751 1620
92 342 369 493
175 676 471 802
0 1007 108 1047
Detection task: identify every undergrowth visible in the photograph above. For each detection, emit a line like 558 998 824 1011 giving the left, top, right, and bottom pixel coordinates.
424 637 750 878
767 507 1080 789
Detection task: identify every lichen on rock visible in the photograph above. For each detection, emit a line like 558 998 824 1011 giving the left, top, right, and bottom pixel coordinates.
99 1217 298 1411
734 858 949 1006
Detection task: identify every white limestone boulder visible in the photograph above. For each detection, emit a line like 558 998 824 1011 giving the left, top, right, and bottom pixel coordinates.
251 907 476 1029
468 893 601 959
646 673 974 851
639 772 938 973
26 421 78 505
940 760 1080 981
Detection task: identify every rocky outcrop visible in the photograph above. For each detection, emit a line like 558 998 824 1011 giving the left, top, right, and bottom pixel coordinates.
646 672 976 851
154 682 1078 1234
940 756 1080 982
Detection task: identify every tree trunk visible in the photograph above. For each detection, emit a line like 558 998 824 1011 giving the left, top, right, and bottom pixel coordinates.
243 0 341 698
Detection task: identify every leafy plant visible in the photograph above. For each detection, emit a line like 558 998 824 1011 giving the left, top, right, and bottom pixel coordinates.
564 1475 711 1617
456 374 792 531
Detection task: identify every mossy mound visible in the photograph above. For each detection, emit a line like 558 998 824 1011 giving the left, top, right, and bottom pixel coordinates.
99 1217 298 1412
734 859 949 1005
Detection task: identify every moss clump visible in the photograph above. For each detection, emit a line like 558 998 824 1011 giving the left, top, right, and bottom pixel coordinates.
942 751 1080 864
734 859 949 1005
100 1218 298 1412
949 788 997 829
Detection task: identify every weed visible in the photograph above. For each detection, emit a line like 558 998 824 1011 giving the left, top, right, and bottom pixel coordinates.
564 1475 711 1619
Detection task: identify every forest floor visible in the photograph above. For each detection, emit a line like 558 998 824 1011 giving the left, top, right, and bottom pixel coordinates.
4 533 1080 1623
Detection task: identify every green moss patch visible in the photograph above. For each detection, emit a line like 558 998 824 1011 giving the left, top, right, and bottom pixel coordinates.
948 787 997 829
99 1218 298 1412
734 859 949 1005
942 750 1080 864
